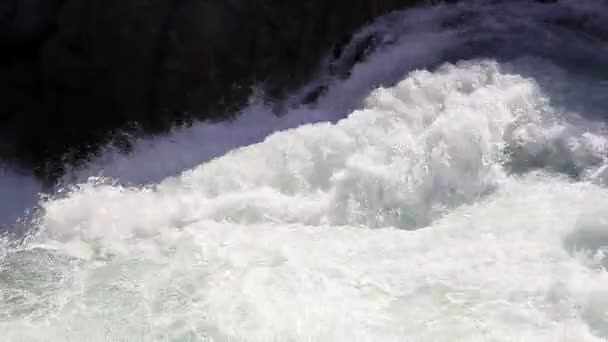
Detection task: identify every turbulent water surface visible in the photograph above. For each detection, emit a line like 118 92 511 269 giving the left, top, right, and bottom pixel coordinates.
2 1 608 341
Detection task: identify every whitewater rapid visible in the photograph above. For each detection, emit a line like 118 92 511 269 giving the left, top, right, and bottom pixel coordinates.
2 0 608 341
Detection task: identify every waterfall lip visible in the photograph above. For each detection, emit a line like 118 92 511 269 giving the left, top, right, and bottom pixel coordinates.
2 0 607 188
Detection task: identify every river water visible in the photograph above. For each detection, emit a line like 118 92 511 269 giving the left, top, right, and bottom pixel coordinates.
1 0 608 341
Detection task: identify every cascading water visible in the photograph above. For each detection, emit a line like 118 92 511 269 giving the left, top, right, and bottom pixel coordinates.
2 0 608 341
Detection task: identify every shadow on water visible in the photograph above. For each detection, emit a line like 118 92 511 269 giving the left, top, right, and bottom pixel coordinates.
0 167 42 236
563 218 608 338
564 224 608 271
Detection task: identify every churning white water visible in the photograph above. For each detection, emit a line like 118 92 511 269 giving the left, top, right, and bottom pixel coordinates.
3 0 608 341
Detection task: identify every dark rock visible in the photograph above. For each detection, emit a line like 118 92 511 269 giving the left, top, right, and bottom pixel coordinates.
0 0 457 180
0 0 64 51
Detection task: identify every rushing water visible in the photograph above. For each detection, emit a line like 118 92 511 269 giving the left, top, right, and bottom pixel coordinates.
2 0 608 341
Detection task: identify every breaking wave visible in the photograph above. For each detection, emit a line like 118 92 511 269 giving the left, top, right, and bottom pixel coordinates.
2 0 608 341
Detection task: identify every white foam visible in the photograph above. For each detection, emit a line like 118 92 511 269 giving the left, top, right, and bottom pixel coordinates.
2 1 608 341
1 60 608 341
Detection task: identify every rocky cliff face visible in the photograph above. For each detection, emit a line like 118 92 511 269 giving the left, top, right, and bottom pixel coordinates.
1 0 429 179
